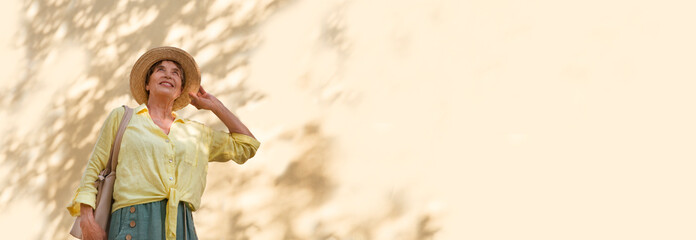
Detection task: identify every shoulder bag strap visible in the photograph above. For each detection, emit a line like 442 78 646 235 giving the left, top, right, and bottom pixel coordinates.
105 105 134 173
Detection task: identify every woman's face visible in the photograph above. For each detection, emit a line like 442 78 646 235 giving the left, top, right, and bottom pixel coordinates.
146 60 183 101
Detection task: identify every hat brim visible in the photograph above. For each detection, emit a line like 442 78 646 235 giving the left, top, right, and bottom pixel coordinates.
130 47 201 111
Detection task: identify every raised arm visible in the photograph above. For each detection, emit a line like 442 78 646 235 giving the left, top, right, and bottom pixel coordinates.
188 86 256 139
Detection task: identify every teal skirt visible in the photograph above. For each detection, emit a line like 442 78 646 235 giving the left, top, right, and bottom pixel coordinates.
108 199 197 240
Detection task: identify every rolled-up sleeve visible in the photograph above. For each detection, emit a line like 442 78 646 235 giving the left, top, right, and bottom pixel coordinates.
207 128 260 164
66 107 123 216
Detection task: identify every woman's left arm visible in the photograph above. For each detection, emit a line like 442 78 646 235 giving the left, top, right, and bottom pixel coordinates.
189 86 256 139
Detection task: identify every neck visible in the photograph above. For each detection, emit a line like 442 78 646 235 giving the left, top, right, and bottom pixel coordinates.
146 97 175 120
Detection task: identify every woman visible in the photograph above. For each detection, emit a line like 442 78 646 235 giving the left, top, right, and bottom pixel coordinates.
67 47 260 240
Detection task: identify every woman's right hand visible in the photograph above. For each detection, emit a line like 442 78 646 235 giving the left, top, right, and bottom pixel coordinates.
79 203 107 240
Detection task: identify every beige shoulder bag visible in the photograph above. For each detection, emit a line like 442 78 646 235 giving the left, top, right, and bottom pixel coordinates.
70 105 134 238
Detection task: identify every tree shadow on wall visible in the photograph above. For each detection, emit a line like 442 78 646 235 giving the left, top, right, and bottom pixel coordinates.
197 121 440 240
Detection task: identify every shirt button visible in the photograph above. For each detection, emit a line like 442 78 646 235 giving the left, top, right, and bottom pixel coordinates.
169 177 174 181
169 159 173 163
129 206 135 213
165 139 170 143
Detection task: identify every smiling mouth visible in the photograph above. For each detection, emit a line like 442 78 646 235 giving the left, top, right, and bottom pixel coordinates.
159 82 175 88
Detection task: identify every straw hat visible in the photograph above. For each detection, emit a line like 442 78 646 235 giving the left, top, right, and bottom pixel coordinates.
130 46 201 111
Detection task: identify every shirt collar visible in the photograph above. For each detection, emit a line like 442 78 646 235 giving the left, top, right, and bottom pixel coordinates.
135 103 185 123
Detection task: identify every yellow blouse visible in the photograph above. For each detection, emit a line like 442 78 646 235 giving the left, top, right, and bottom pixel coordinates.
67 104 260 240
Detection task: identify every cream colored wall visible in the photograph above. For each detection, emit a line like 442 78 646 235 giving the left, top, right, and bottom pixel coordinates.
1 0 696 239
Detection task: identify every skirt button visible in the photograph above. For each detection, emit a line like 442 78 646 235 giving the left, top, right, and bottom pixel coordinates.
129 206 136 213
130 220 136 228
